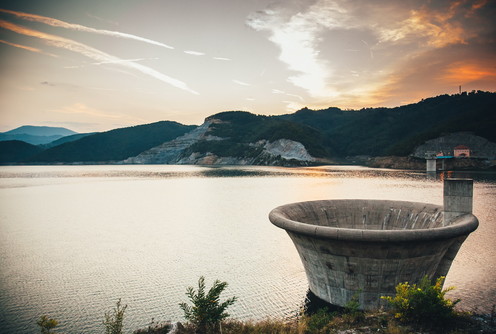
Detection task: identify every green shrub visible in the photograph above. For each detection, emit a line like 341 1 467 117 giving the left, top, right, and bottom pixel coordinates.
179 276 237 333
37 315 58 334
382 276 459 329
304 307 336 333
103 299 127 334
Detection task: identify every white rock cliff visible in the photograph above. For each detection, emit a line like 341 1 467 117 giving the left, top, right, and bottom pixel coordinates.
122 119 315 165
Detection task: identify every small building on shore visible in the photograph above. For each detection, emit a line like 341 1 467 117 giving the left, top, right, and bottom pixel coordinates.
454 145 470 157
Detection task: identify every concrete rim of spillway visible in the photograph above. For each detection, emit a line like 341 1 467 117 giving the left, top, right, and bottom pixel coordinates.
269 199 479 242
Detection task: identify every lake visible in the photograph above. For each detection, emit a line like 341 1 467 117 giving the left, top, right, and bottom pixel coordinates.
0 165 495 333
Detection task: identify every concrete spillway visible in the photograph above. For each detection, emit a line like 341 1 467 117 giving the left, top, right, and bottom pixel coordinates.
269 179 479 310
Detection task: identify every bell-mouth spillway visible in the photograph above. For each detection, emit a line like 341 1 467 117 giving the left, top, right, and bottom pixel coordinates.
269 179 479 310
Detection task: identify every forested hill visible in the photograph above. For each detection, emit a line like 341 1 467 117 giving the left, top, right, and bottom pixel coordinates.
198 111 332 158
29 121 195 163
2 91 495 164
279 91 495 157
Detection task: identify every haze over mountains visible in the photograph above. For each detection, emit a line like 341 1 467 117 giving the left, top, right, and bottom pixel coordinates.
1 91 494 165
0 125 77 145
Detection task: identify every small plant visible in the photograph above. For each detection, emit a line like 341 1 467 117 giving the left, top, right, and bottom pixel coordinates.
133 318 172 334
179 276 237 333
104 299 128 334
37 315 58 334
343 291 364 324
304 307 336 333
382 276 459 329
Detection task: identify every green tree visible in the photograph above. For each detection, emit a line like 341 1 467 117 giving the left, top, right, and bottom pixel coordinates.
37 315 58 334
179 276 237 333
103 299 127 334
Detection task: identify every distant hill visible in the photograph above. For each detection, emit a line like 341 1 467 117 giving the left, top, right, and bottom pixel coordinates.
279 90 495 157
30 121 195 163
0 125 77 145
2 91 494 165
43 132 97 148
3 125 76 136
0 140 44 163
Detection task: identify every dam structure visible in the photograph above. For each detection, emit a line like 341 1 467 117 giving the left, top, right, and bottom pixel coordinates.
269 178 478 310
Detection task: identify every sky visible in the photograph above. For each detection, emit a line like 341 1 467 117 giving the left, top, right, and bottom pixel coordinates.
0 0 495 133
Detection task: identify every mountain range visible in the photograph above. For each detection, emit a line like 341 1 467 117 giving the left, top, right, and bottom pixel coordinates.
0 125 78 145
1 91 494 165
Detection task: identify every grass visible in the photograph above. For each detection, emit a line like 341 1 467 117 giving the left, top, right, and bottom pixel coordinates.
164 310 494 334
37 276 496 334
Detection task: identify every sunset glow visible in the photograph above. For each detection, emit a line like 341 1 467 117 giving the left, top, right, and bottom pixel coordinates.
0 0 494 132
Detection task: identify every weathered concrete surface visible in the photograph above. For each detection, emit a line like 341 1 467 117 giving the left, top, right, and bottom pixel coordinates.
444 178 473 223
269 194 478 310
426 159 436 172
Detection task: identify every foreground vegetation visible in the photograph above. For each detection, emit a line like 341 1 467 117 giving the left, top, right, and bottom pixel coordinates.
37 276 495 334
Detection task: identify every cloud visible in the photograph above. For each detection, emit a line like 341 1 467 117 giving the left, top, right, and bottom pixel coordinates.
184 50 205 56
271 88 304 101
442 62 496 83
213 57 231 61
0 19 198 94
0 38 58 57
0 8 174 49
63 57 159 69
247 0 495 107
366 41 496 107
232 79 251 86
85 12 119 27
247 4 332 97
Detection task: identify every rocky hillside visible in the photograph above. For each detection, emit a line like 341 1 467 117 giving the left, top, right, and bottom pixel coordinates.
123 112 324 166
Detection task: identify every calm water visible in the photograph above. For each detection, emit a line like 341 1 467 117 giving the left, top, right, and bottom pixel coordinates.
0 165 495 333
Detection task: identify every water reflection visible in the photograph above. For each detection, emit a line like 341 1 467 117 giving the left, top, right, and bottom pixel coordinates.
0 165 494 334
2 165 495 182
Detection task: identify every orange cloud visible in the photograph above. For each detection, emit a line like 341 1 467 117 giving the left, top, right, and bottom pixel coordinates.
0 8 174 49
407 7 468 47
442 62 496 83
0 38 58 57
379 0 490 48
0 19 198 94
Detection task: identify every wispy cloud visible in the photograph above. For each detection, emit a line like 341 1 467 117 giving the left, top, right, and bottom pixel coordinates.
271 88 304 101
213 57 231 61
85 12 119 27
0 19 198 94
184 50 205 56
0 8 174 49
232 79 251 86
63 57 159 68
0 38 58 57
